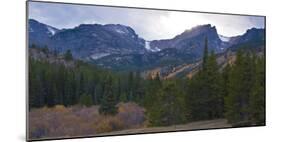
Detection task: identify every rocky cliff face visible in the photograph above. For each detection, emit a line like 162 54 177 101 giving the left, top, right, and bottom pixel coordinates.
150 24 226 57
28 19 59 47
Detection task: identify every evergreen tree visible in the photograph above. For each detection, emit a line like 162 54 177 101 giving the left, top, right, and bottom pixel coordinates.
116 78 122 102
143 73 162 109
127 71 134 101
147 81 186 126
64 49 73 61
206 51 224 118
249 56 265 124
225 51 244 123
44 69 56 107
186 39 224 120
221 64 231 114
202 37 209 71
133 71 145 104
29 65 44 109
186 72 209 120
99 75 118 115
225 50 256 124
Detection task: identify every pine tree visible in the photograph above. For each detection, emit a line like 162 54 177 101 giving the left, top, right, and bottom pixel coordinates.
29 63 44 109
64 49 73 61
202 37 209 71
186 73 205 120
44 69 56 107
143 73 162 109
147 81 186 126
99 75 118 115
225 50 244 123
127 71 134 101
186 38 224 120
133 71 145 104
249 56 265 124
221 64 231 114
205 51 224 118
116 78 122 102
225 50 256 124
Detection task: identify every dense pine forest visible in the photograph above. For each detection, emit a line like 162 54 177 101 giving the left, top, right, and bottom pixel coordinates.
29 37 265 130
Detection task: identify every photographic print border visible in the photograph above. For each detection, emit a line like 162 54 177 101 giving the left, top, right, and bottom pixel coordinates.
26 0 266 141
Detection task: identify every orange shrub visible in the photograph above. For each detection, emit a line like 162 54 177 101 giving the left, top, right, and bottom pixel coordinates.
29 102 145 139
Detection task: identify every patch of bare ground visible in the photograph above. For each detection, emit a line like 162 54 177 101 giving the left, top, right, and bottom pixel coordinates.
95 119 232 136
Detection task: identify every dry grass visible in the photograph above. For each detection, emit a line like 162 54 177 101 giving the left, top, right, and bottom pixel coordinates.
29 102 145 140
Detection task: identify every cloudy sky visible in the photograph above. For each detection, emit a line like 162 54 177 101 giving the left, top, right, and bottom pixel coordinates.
28 1 265 40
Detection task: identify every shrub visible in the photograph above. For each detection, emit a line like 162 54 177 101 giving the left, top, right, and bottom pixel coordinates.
117 102 145 128
95 117 124 133
29 102 145 139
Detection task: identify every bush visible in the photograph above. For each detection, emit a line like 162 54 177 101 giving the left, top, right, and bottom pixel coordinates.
95 117 124 133
117 102 145 128
29 103 145 139
29 105 97 139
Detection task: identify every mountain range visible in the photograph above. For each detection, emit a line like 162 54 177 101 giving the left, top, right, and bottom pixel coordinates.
28 19 265 71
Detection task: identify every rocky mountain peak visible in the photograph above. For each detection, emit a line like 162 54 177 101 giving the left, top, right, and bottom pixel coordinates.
174 24 218 41
28 19 265 71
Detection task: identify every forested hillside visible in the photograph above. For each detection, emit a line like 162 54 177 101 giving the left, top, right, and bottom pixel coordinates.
29 36 265 139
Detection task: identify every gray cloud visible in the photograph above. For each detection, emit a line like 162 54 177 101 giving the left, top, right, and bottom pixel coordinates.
28 1 264 40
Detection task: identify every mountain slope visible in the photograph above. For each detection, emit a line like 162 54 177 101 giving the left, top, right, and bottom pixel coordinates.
228 28 265 51
28 19 265 72
29 19 146 59
93 24 228 70
150 24 226 57
49 23 146 59
28 19 59 47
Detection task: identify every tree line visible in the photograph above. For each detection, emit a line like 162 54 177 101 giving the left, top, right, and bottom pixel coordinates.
29 46 146 115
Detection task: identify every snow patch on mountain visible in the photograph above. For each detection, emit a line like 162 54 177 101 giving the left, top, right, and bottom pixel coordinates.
47 26 57 36
152 47 161 52
91 53 110 60
145 41 151 50
219 35 230 42
105 24 130 35
115 29 126 34
145 41 161 52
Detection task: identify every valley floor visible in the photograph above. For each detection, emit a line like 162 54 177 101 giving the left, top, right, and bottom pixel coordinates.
95 119 232 136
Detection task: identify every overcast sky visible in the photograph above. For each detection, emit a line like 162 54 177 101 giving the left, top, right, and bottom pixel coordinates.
28 1 265 40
